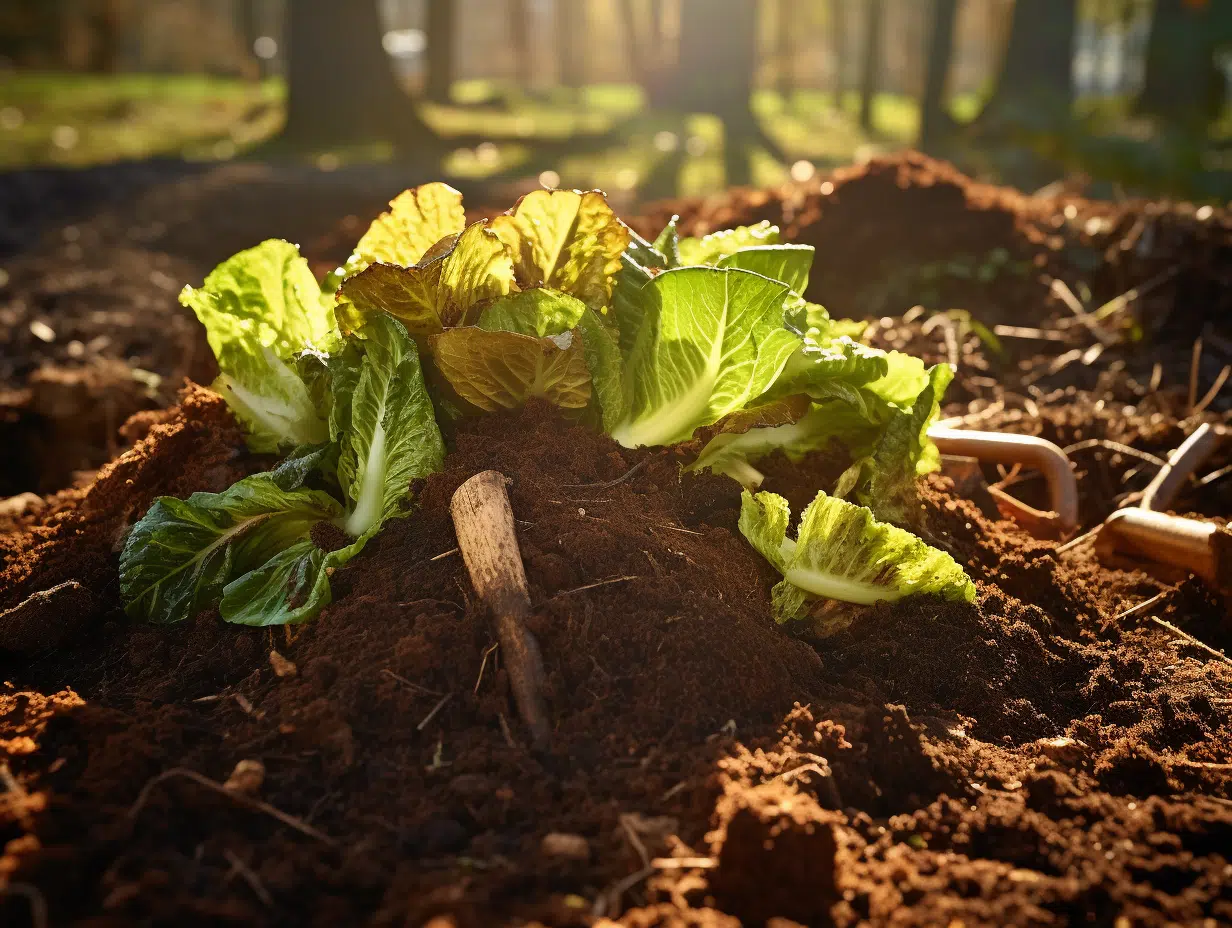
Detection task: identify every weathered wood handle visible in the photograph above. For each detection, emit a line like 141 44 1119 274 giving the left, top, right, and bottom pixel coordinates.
450 471 551 749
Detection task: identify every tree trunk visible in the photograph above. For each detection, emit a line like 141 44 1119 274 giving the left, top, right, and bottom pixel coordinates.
831 0 847 106
979 0 1076 132
282 0 435 151
556 0 586 88
89 0 125 73
425 0 455 102
858 0 884 132
509 0 533 90
919 0 959 151
775 0 795 99
671 0 758 121
1136 0 1223 134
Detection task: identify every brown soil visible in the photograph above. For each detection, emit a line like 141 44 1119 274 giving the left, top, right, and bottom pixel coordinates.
0 154 1230 926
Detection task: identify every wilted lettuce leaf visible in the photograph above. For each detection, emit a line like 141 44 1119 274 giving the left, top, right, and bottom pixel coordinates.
739 489 975 624
336 260 446 335
478 289 586 337
354 182 467 270
677 220 780 265
717 244 815 295
490 189 628 309
432 327 592 413
336 314 446 537
438 220 519 324
338 220 516 335
120 474 342 625
180 240 332 452
611 267 800 448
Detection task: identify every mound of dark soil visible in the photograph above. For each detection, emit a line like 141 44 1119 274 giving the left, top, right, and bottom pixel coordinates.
0 154 1230 926
0 393 1229 927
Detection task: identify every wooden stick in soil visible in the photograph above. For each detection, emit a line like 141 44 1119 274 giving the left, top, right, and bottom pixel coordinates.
450 471 551 749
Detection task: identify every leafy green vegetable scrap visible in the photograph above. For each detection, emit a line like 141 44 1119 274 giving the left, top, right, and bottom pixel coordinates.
123 183 974 629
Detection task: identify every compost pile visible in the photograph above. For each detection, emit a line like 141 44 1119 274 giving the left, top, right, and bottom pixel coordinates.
2 153 1231 927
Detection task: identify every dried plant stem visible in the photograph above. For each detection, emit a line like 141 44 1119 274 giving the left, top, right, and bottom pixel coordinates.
129 767 335 846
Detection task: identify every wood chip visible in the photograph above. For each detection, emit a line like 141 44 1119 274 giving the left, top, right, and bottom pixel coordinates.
269 650 297 678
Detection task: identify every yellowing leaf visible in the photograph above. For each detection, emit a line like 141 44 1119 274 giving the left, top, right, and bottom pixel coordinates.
491 189 627 310
355 183 467 269
337 220 515 335
338 260 446 335
431 327 592 412
438 221 517 325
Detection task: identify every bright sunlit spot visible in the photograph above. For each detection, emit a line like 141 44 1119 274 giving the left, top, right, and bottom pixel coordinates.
790 160 816 182
381 29 426 58
252 36 278 60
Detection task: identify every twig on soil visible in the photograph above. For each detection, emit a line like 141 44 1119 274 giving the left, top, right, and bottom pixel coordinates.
934 400 1005 430
381 669 443 697
1173 759 1232 771
129 768 335 846
656 523 704 536
1199 464 1232 487
652 856 718 870
1023 348 1083 386
1192 365 1231 415
428 548 459 562
1091 265 1180 322
497 712 517 748
0 580 86 626
417 692 455 731
1063 439 1167 469
1055 524 1101 556
660 780 691 802
474 642 499 695
1149 362 1163 393
592 866 656 918
224 849 274 908
1049 278 1115 347
558 575 639 596
992 324 1067 342
1112 590 1169 622
1189 336 1204 413
1149 617 1232 666
0 883 47 928
561 458 648 490
620 814 652 868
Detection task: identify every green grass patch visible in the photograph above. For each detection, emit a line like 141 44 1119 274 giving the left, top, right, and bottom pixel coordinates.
0 71 283 168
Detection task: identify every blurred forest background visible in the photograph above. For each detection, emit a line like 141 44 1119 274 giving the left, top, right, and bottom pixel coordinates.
0 0 1230 201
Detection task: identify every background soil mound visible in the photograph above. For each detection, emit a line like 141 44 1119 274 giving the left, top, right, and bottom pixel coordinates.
0 386 250 651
